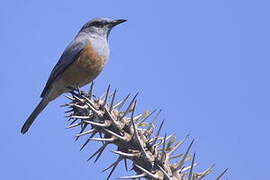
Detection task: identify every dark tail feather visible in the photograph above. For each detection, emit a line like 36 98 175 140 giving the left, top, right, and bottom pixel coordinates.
21 99 49 134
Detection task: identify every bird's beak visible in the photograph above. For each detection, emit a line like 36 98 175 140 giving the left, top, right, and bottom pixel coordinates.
110 19 127 27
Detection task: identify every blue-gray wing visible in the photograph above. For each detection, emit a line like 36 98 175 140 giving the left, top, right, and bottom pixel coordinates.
40 38 88 98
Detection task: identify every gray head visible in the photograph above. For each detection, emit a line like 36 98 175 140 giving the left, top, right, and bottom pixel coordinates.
80 18 127 40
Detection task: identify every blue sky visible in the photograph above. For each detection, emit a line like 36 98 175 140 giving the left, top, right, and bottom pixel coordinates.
1 0 270 179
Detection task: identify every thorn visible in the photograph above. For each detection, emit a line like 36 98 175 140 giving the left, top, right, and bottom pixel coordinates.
84 120 110 127
98 131 104 145
138 109 156 125
113 94 130 110
65 114 72 118
119 93 138 120
85 102 101 116
168 134 189 156
105 157 123 180
102 84 111 107
103 129 126 141
124 159 128 171
72 94 84 103
94 142 108 163
176 139 195 171
75 123 88 141
102 156 123 172
83 120 111 127
216 168 228 180
188 152 196 180
66 122 81 129
134 164 159 179
87 142 109 162
145 122 155 137
130 102 152 161
111 150 140 158
104 107 119 128
80 131 97 151
64 95 75 101
88 82 94 99
64 109 73 114
71 115 91 119
75 85 81 94
127 99 137 128
181 163 198 172
157 165 171 180
195 164 215 178
133 113 143 122
60 103 74 107
130 101 142 150
161 133 167 161
69 118 78 125
73 104 88 109
166 135 176 147
151 120 164 147
150 109 162 124
169 153 183 160
117 173 146 179
75 128 96 137
155 134 173 147
84 96 98 110
89 137 114 142
109 89 117 112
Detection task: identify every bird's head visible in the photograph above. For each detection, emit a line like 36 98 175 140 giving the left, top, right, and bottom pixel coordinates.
80 18 127 40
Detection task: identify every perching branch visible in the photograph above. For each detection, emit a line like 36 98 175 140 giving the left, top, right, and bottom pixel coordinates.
63 83 227 180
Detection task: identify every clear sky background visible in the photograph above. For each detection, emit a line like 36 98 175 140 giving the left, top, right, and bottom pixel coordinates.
1 0 269 179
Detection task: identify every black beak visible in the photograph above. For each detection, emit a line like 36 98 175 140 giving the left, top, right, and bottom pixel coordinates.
110 19 127 27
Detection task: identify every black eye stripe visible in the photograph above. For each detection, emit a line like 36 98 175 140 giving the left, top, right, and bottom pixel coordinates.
90 21 106 27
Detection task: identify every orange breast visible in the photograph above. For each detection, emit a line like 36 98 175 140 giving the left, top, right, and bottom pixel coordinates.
59 43 106 87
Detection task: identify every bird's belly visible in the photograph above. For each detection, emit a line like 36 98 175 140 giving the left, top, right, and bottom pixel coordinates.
53 55 104 97
46 44 107 101
61 55 106 87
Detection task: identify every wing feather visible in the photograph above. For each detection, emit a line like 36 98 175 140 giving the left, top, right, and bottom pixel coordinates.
40 37 88 97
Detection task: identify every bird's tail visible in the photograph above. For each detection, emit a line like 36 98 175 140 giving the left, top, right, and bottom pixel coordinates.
21 99 49 134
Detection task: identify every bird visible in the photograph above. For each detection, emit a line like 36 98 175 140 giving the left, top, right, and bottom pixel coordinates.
21 18 126 134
